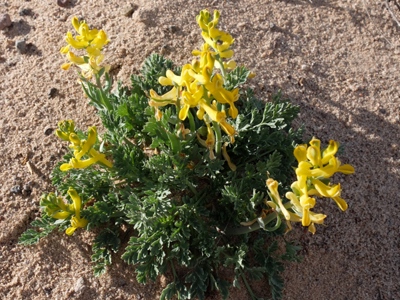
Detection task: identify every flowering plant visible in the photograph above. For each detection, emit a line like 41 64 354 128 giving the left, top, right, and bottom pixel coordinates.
20 10 354 300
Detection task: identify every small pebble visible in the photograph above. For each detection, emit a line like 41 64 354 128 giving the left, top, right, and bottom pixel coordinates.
19 8 33 16
44 128 54 136
15 40 27 54
74 277 86 293
22 183 32 196
166 25 179 33
123 4 138 17
10 185 22 194
48 87 58 98
0 14 12 30
379 108 387 115
301 64 310 71
56 0 69 8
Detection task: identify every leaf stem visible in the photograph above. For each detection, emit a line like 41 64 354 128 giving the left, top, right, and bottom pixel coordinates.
212 121 222 157
241 272 257 300
224 212 279 235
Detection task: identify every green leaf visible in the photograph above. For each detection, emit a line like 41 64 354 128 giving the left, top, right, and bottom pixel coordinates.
18 216 58 246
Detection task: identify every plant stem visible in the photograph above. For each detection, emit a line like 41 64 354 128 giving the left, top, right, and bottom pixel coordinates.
212 121 222 156
95 74 112 111
241 272 257 300
187 110 196 133
224 212 279 235
170 261 178 280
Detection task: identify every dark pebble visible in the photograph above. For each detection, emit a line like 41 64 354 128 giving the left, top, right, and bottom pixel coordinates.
15 40 27 54
56 0 70 8
0 14 12 30
44 128 54 136
19 8 33 16
48 87 58 98
22 184 32 196
168 25 179 33
379 108 387 115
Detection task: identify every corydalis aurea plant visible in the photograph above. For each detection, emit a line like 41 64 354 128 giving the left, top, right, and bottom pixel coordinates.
20 9 355 300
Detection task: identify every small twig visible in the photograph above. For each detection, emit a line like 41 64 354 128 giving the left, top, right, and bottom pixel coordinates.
385 0 400 27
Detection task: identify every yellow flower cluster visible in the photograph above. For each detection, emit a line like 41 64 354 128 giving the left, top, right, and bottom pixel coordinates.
40 188 88 236
60 17 109 78
266 138 355 234
56 120 113 171
149 10 241 154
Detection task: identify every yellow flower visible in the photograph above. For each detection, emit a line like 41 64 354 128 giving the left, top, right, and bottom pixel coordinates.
40 193 74 219
56 122 113 171
196 10 235 59
65 188 88 236
266 179 291 221
288 138 355 232
149 87 179 107
204 73 239 119
294 138 355 177
66 216 89 236
222 142 236 171
197 123 216 159
197 99 236 140
265 178 326 234
60 17 109 78
41 188 88 236
285 192 326 234
179 82 204 121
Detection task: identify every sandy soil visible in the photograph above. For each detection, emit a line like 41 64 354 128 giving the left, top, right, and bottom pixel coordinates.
1 0 399 299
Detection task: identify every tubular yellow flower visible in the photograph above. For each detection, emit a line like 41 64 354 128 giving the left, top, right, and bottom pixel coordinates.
196 10 235 59
149 87 179 107
74 127 97 159
60 17 109 78
204 73 239 119
198 99 236 140
65 31 89 49
65 188 88 236
40 188 88 236
197 123 216 160
66 51 85 65
56 122 112 171
222 142 236 171
311 179 341 198
285 191 326 234
293 144 307 163
290 137 354 232
179 83 204 121
66 216 89 236
266 179 291 221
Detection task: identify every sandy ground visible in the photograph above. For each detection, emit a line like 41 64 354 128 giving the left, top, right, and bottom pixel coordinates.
1 0 399 299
